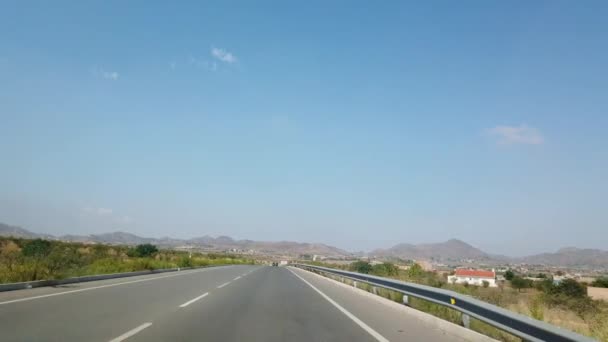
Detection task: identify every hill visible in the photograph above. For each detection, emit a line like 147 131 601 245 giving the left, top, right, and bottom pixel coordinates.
520 247 608 268
370 239 491 261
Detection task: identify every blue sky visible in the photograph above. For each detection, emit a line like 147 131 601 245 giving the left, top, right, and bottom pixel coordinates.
1 1 607 256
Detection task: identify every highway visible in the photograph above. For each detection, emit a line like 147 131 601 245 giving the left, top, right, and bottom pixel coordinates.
0 265 482 341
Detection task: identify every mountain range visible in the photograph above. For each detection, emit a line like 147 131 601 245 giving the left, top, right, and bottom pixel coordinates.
0 223 349 258
1 222 607 267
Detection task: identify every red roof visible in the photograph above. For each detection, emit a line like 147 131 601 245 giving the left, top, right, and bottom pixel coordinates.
454 269 495 278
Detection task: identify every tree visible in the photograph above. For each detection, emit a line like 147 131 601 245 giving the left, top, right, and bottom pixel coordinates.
350 261 372 274
482 280 490 288
133 244 158 258
504 270 515 281
407 263 423 278
511 276 529 292
591 277 608 288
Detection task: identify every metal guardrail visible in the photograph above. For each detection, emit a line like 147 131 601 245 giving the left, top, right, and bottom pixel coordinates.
0 265 223 292
293 264 595 342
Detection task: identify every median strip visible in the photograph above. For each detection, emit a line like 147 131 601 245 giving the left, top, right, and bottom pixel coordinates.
109 322 152 342
179 292 209 308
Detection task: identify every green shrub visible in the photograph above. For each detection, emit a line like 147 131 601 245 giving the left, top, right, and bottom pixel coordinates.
350 261 372 274
550 279 587 298
133 244 158 257
21 239 52 258
591 277 608 288
178 256 193 268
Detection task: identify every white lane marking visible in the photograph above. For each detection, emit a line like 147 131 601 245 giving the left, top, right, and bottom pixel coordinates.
109 322 152 342
288 268 389 342
0 268 213 306
217 281 231 289
179 292 209 308
234 276 241 280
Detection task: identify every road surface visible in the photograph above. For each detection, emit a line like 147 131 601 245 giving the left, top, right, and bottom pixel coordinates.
0 265 472 341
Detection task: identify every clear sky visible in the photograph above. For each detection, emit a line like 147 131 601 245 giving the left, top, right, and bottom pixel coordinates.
1 1 607 256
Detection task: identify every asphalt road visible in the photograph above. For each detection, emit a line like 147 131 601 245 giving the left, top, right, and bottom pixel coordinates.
0 265 468 342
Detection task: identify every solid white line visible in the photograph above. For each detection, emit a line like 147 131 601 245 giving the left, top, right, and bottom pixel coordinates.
109 322 152 342
287 268 389 342
234 276 241 280
217 281 231 289
179 292 209 308
0 268 212 306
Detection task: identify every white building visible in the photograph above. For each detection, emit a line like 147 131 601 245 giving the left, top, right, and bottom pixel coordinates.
448 269 497 287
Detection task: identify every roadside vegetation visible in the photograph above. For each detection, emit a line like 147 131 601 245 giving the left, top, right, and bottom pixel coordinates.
0 237 254 284
306 260 608 341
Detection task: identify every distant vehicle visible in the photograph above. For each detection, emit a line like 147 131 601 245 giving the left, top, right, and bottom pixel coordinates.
272 262 278 266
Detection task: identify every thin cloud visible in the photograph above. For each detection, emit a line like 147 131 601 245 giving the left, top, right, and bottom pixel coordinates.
92 67 120 81
486 124 544 145
102 71 119 80
211 47 237 64
82 207 113 216
188 56 217 71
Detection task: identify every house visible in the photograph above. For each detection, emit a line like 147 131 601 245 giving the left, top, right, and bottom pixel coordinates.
448 269 497 287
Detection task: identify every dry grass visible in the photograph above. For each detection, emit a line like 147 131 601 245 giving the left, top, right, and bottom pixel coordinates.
315 266 608 341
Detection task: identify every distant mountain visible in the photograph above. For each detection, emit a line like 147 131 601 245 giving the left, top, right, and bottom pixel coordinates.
3 222 607 266
0 223 53 239
0 223 38 238
89 232 156 245
519 247 608 268
0 223 351 258
370 239 491 261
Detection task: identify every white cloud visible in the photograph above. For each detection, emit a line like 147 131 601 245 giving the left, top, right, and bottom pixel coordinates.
486 124 544 145
211 47 237 64
102 71 119 80
83 207 113 216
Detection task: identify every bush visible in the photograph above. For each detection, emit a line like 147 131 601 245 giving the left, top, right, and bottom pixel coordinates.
178 256 193 268
407 263 423 278
504 270 514 281
591 277 608 288
350 261 372 274
482 280 490 288
21 239 52 258
371 262 398 276
550 279 587 298
129 244 158 258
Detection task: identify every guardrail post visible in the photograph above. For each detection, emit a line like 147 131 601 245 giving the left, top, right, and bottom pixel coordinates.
461 313 470 329
353 281 357 288
402 294 409 306
372 286 378 295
